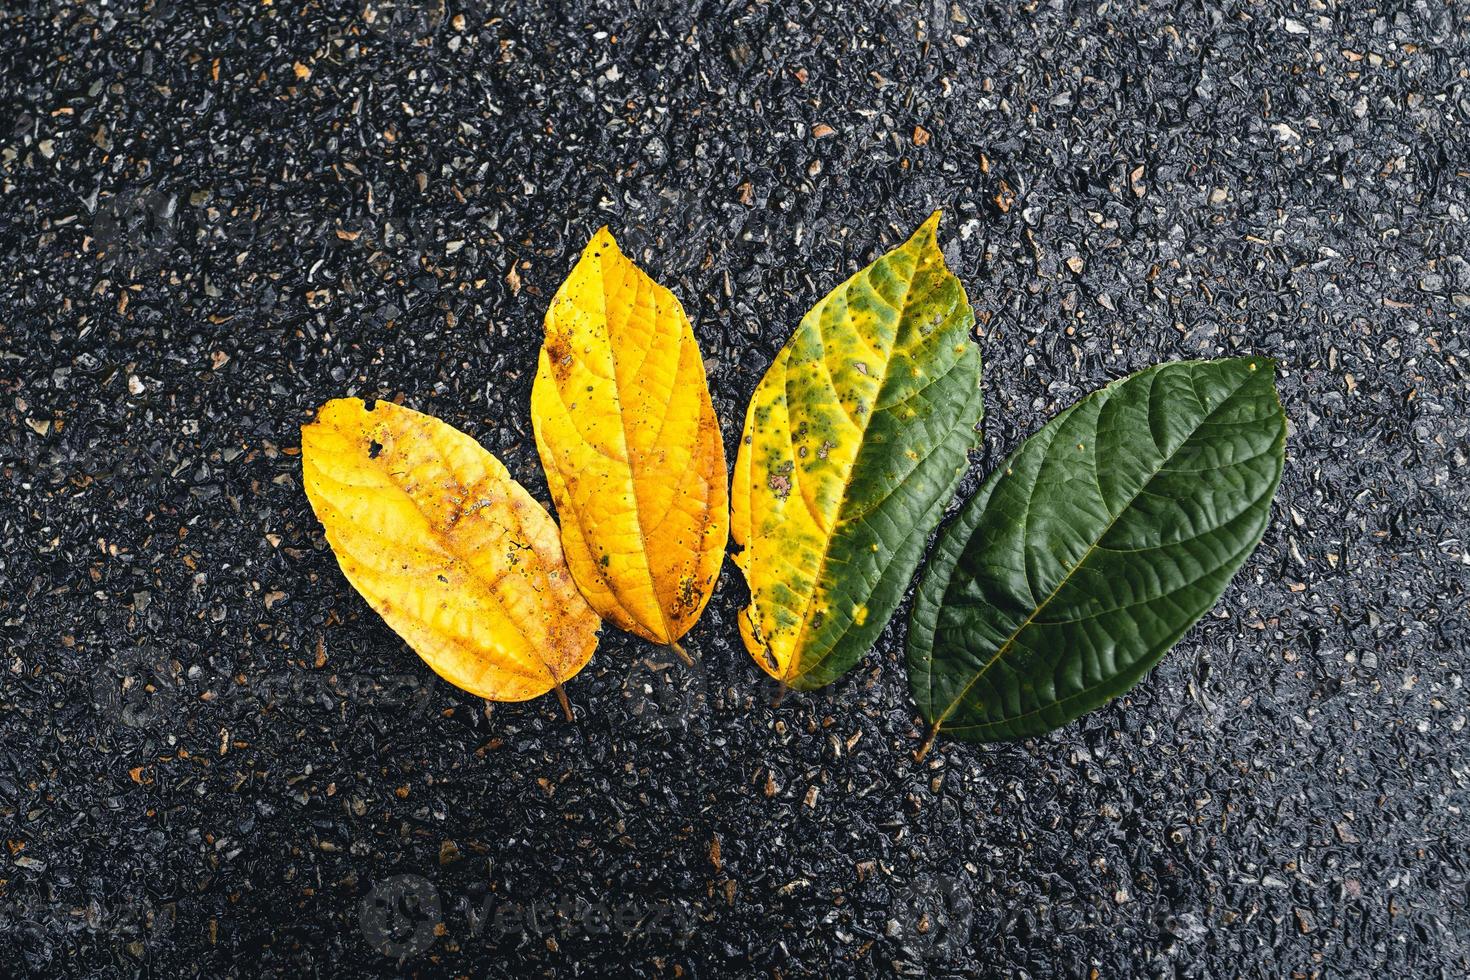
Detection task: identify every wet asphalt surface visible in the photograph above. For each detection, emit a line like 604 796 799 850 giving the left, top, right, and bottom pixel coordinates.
2 0 1468 976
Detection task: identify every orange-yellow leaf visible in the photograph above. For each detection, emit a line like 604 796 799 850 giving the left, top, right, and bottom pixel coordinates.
531 228 729 646
301 398 599 704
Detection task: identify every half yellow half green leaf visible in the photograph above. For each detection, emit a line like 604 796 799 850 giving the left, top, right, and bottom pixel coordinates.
731 212 984 689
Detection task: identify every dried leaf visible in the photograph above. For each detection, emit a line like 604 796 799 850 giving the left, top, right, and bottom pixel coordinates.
532 228 728 647
301 398 599 708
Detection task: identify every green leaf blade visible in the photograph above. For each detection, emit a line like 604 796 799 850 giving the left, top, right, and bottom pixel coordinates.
908 357 1286 743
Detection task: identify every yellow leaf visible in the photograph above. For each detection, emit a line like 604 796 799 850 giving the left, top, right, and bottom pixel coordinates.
531 228 729 647
301 398 599 710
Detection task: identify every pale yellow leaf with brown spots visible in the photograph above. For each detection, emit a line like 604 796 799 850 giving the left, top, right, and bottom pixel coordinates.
302 398 598 710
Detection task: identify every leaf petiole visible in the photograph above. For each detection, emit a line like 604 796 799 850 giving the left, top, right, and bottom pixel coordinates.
914 721 941 762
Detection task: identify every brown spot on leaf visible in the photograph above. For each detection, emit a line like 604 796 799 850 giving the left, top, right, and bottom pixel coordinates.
768 460 794 499
544 333 574 382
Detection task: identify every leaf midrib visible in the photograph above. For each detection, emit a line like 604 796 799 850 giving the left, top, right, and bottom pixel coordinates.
943 503 1274 737
310 406 572 687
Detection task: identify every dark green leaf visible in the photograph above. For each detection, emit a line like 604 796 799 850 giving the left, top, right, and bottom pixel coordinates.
908 357 1286 746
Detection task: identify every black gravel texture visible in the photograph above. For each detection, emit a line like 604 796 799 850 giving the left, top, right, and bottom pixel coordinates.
2 0 1468 976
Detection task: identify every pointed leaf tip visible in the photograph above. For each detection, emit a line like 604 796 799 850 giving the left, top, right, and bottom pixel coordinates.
587 225 618 255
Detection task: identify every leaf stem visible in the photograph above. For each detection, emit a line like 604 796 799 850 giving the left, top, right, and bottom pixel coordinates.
914 720 941 762
552 681 573 722
669 641 693 667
